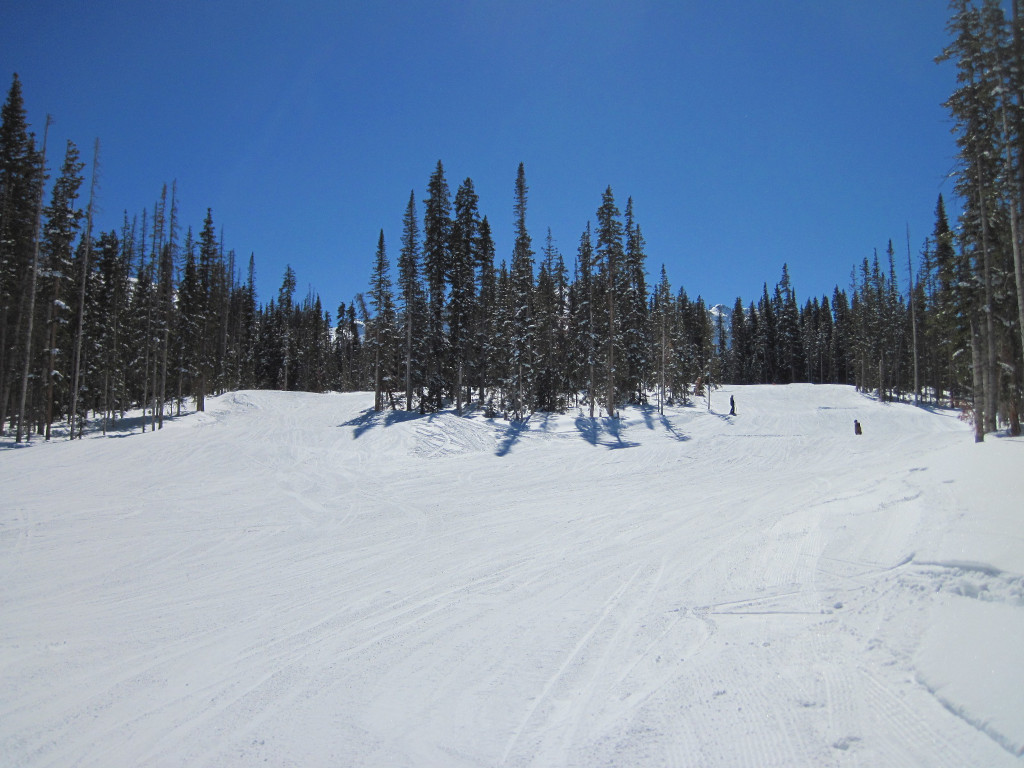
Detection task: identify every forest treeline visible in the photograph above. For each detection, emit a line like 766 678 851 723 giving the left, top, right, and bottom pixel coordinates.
1 0 1023 442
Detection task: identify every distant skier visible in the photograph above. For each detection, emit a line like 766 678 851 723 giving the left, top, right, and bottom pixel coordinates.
854 419 862 435
729 395 736 416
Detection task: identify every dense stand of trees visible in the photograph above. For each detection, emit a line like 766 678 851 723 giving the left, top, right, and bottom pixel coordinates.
2 1 1022 442
936 0 1024 439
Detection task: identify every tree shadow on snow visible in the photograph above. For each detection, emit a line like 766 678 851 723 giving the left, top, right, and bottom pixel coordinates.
1 411 190 448
573 415 639 449
641 406 656 431
341 407 420 439
658 414 690 442
495 419 529 457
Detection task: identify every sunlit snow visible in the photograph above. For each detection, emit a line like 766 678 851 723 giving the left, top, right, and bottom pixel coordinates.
2 384 1021 766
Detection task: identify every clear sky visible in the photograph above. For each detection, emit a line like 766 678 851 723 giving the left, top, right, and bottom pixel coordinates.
3 1 959 315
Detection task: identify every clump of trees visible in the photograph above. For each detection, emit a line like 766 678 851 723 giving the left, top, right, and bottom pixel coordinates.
936 0 1024 439
2 0 1022 444
0 74 356 442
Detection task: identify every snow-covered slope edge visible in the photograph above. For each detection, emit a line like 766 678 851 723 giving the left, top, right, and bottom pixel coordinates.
1 384 1021 767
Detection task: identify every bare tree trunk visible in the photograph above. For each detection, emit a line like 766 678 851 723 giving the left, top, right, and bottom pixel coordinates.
606 263 616 419
373 326 382 412
878 353 885 403
0 311 9 433
43 283 58 440
659 314 667 415
517 362 524 420
971 318 985 442
1014 0 1024 379
15 116 51 444
141 293 152 433
456 360 463 416
996 104 1024 407
158 182 176 429
405 312 412 411
907 225 920 406
975 148 999 433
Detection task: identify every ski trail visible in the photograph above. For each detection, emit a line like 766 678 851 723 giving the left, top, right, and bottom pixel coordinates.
500 564 643 765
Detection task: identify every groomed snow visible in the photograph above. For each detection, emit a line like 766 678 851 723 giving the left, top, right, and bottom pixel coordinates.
1 384 1021 766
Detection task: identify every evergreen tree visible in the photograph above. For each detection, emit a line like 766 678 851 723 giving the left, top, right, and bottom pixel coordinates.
508 163 535 418
422 161 451 410
276 264 297 391
38 140 84 437
939 0 1021 436
450 178 479 413
397 191 425 411
651 266 674 412
568 223 599 416
0 74 42 436
729 295 749 384
533 229 564 411
474 215 497 409
622 198 649 403
368 229 397 411
595 186 624 416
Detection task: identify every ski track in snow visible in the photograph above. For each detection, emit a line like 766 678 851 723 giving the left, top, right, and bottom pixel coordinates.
1 384 1022 767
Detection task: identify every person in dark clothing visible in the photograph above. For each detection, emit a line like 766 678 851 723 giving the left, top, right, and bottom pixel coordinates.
854 419 862 435
729 395 736 416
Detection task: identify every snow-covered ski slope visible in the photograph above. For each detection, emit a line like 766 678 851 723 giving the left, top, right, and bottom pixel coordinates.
2 384 1022 767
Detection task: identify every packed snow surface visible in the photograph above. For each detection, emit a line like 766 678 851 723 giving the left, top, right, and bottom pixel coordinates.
2 384 1022 767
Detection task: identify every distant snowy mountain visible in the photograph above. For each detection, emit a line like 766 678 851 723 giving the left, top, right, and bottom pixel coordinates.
709 302 733 337
3 386 1022 766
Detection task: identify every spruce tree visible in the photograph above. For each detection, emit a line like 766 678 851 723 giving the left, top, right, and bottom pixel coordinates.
508 163 535 418
450 178 480 413
369 229 397 411
474 215 497 408
0 74 42 435
39 140 84 438
397 191 425 411
622 198 649 403
595 187 623 416
422 161 451 410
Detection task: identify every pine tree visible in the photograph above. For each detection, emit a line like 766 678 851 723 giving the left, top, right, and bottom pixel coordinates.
422 161 451 410
595 186 623 416
450 178 480 413
174 228 199 412
194 209 221 408
533 229 563 411
276 265 296 391
569 222 599 416
651 266 674 412
939 0 1020 436
397 191 425 411
474 215 497 409
369 229 397 411
39 140 84 438
0 74 42 436
774 264 802 384
729 295 749 384
508 163 535 418
622 198 649 403
68 139 99 438
13 112 49 443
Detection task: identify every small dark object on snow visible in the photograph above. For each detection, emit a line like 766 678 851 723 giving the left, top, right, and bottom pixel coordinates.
854 419 862 435
729 396 736 416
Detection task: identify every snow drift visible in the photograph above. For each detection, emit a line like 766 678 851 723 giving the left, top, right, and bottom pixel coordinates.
1 384 1021 766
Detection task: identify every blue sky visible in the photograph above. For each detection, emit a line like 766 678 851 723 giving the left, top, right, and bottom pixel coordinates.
3 1 958 315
